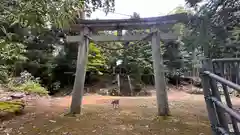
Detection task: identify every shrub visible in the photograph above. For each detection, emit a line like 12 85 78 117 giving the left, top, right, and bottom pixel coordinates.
0 65 8 84
10 80 48 96
108 87 120 96
48 81 61 94
133 83 142 93
98 88 109 95
8 71 48 96
0 40 27 83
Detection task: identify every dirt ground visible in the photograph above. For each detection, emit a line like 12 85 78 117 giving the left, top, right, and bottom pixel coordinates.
1 91 240 135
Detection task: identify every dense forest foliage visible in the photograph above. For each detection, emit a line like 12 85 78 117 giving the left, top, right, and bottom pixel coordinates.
0 0 239 95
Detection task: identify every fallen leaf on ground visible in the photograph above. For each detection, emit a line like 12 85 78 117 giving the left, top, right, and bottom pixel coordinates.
49 120 56 123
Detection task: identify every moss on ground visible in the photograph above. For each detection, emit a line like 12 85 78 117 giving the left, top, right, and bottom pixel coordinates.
0 100 25 120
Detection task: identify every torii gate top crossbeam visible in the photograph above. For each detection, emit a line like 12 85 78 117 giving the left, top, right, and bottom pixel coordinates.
70 13 191 31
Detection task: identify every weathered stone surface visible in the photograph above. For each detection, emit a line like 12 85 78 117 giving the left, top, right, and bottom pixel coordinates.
0 97 12 101
10 93 26 99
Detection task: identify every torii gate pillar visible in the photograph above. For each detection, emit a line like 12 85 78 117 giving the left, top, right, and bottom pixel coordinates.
151 29 170 116
70 27 89 114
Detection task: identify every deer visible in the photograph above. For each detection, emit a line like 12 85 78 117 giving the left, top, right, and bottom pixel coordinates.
111 99 120 109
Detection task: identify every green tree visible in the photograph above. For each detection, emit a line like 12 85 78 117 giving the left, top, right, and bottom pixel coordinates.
87 43 106 73
185 0 239 58
0 0 115 89
0 39 26 83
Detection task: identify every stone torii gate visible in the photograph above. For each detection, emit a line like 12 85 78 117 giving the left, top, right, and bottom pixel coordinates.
66 13 190 116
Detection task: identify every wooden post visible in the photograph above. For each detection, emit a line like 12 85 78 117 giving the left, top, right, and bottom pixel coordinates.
127 75 133 96
70 26 89 114
151 29 170 116
117 74 120 89
200 69 218 135
117 29 122 91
